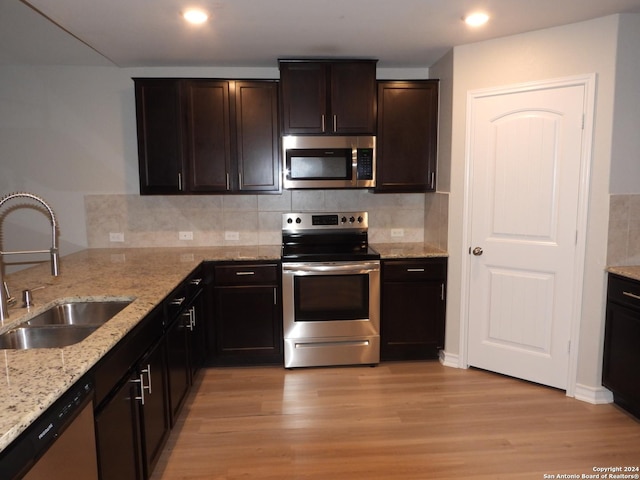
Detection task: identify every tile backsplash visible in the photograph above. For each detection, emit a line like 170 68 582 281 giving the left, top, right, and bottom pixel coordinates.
85 190 429 248
608 194 640 266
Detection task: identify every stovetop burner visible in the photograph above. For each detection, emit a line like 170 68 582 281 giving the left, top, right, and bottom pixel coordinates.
281 212 380 262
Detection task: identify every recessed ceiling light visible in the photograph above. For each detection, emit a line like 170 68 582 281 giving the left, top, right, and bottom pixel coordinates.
183 9 209 25
464 12 489 27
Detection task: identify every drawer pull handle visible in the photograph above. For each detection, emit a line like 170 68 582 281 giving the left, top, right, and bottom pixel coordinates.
170 296 185 306
407 268 425 272
235 271 255 276
190 278 202 286
623 291 640 300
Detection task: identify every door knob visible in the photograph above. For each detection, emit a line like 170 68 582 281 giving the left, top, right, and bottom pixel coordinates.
472 247 483 256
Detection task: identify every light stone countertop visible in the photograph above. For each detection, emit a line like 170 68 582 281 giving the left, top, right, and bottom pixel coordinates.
371 242 448 259
0 246 281 453
607 265 640 282
0 242 446 454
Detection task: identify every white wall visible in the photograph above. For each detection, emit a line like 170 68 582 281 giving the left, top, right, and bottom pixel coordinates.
610 14 640 194
0 63 432 270
439 15 624 394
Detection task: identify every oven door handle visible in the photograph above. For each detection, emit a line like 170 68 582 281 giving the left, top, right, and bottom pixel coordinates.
282 262 380 275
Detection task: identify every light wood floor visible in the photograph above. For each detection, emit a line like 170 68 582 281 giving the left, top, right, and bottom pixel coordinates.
151 362 640 480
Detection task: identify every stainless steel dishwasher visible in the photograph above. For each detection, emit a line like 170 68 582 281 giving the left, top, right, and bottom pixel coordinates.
0 379 98 480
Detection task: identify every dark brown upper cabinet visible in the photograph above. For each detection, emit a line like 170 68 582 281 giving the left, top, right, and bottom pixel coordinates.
279 60 377 135
135 78 280 195
135 79 184 195
376 80 439 193
183 80 232 193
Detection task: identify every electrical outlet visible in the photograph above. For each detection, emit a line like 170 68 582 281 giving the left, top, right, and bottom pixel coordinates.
179 231 193 241
109 232 125 242
391 229 405 238
225 231 240 241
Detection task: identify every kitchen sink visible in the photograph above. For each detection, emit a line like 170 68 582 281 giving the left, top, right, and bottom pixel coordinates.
0 326 99 350
0 299 131 350
24 300 131 327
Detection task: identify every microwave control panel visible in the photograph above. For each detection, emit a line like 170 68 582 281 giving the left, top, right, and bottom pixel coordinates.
356 148 374 180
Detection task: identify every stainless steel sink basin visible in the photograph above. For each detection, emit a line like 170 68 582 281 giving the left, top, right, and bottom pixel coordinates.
24 300 130 327
0 326 99 350
0 300 131 350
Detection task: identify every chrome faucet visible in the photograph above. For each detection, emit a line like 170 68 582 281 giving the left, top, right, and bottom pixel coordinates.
0 192 60 322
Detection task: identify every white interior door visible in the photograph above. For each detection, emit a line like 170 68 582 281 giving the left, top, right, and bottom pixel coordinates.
466 82 587 390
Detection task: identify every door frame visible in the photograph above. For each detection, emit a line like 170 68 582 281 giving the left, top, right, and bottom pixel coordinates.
458 74 597 396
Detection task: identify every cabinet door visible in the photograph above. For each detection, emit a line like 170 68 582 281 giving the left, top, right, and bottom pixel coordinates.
279 62 327 134
376 80 439 192
94 374 144 480
330 62 377 134
188 292 208 379
381 259 446 360
165 313 190 427
138 340 170 479
234 81 281 192
135 79 184 194
183 80 232 192
214 285 282 365
603 301 640 414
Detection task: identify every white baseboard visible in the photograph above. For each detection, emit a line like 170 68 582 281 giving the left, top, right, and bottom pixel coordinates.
439 350 462 368
573 383 614 404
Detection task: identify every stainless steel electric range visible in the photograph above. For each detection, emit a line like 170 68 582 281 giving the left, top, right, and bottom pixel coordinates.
281 212 380 368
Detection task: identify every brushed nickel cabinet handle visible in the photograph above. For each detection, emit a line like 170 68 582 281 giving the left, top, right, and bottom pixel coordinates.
623 291 640 300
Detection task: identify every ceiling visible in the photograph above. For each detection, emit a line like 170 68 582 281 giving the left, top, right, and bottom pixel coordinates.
2 0 640 68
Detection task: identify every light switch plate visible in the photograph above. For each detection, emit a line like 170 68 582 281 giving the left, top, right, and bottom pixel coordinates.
391 229 405 238
179 231 193 241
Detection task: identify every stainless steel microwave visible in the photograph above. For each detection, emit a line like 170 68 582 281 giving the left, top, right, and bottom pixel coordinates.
282 135 376 189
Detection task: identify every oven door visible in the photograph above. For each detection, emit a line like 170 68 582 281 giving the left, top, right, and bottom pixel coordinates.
282 261 380 340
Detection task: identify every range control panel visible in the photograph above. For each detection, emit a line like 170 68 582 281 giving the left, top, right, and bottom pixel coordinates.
282 212 368 231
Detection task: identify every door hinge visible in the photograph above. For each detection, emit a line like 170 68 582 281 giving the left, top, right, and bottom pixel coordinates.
581 114 585 130
567 340 571 354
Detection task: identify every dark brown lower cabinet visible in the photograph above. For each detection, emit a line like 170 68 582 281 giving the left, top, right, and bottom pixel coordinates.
94 373 144 480
603 274 640 418
165 312 191 427
93 267 205 480
381 258 447 360
212 262 283 365
94 338 169 480
138 340 170 479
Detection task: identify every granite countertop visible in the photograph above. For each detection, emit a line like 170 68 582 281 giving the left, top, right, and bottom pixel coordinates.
0 246 280 452
371 242 448 259
607 265 640 282
0 242 446 453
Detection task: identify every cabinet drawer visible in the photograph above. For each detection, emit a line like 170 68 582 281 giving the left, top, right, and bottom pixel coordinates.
383 259 446 282
214 263 279 285
608 274 640 311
